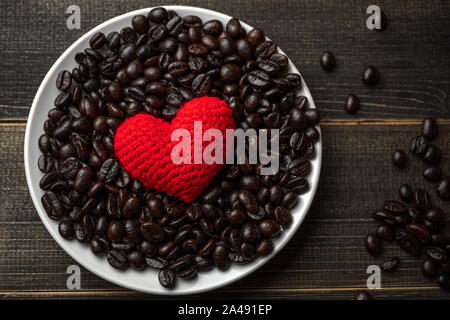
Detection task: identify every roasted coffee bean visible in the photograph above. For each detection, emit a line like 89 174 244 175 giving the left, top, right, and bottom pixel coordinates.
107 250 128 269
148 7 167 23
422 259 436 278
54 92 72 108
41 191 63 220
361 66 379 85
437 274 450 292
422 117 438 140
354 291 373 300
364 233 382 255
395 230 421 256
39 172 58 190
372 210 396 225
410 136 428 156
426 247 448 264
248 70 270 89
97 159 119 183
238 189 259 214
320 51 335 72
191 73 211 96
258 219 281 238
255 239 273 256
107 221 123 243
424 208 445 234
407 223 431 243
383 200 406 215
414 189 431 211
437 176 450 200
58 220 74 239
128 250 146 270
394 213 410 226
422 144 441 165
213 244 230 270
380 257 399 272
159 268 176 288
56 70 72 91
146 256 168 269
392 150 406 168
274 206 292 229
140 221 164 242
376 224 394 241
399 184 413 202
90 32 106 49
423 166 443 182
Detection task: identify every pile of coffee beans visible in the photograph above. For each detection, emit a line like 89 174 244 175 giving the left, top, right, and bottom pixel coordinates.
38 7 321 288
365 118 449 293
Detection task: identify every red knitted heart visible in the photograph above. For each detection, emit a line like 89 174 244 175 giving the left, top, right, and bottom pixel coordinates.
114 96 235 203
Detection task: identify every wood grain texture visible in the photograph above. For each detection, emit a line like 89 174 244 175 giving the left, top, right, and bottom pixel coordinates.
0 0 449 120
0 123 449 299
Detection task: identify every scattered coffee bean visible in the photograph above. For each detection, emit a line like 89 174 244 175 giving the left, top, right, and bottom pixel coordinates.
422 144 441 165
422 118 438 140
410 136 427 156
376 224 394 241
365 233 382 255
423 166 443 182
320 51 335 72
354 291 373 300
380 257 399 272
422 259 436 279
361 66 379 85
399 184 413 202
392 150 406 168
344 94 359 114
437 176 450 200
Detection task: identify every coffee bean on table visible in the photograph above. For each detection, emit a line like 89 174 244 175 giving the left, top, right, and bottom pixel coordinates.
437 274 450 292
414 189 431 211
395 230 421 256
320 51 335 72
424 208 445 233
344 94 359 114
399 184 413 202
426 247 448 264
410 136 428 156
422 117 438 140
354 291 373 300
437 176 450 200
364 233 382 255
392 150 406 168
422 144 441 165
423 166 443 182
380 257 399 272
407 223 431 244
376 224 394 241
383 200 406 215
361 66 379 85
422 259 436 279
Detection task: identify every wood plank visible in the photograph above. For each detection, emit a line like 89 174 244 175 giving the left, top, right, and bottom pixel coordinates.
0 123 449 299
0 0 449 119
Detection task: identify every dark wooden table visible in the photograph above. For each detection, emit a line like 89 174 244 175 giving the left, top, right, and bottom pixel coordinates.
0 0 449 299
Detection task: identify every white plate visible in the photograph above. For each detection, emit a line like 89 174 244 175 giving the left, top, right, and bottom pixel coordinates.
24 5 322 295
